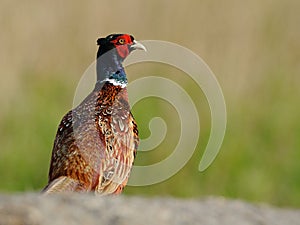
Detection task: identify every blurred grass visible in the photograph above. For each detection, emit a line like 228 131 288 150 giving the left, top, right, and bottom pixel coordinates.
0 0 300 207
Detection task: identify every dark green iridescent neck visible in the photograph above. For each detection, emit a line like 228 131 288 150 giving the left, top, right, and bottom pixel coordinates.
96 50 127 87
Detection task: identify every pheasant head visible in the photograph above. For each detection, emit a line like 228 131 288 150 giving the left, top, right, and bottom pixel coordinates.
96 34 146 86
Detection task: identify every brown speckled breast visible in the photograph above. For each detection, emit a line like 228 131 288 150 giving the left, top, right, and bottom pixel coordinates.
44 81 138 195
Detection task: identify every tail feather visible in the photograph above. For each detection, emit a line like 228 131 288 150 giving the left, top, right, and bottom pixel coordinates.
42 176 86 194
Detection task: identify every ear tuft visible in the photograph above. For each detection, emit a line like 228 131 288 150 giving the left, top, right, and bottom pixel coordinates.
97 38 106 46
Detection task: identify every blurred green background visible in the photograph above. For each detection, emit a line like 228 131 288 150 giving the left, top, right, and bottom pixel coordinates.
1 0 300 207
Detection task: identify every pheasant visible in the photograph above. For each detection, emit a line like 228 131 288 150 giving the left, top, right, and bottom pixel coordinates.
42 34 146 195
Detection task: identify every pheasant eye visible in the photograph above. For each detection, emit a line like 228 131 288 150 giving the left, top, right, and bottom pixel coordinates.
118 38 125 44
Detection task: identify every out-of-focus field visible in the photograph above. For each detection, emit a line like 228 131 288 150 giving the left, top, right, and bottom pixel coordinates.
0 0 299 207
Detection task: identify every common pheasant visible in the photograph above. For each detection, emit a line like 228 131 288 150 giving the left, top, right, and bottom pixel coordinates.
42 34 146 195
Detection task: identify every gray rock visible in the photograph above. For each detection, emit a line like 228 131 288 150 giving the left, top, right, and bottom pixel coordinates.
0 194 299 225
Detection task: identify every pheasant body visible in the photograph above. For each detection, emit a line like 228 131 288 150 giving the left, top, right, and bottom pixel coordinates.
43 34 145 194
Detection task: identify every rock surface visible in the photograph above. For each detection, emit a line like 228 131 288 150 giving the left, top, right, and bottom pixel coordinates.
0 194 299 225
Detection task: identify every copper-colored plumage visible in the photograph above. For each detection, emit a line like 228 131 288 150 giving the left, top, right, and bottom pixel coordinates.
43 34 144 195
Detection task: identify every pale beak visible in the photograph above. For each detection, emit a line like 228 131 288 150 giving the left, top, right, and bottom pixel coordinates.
130 40 147 52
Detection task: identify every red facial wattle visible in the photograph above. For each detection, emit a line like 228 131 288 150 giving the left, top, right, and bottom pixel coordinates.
111 34 133 59
116 45 129 58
